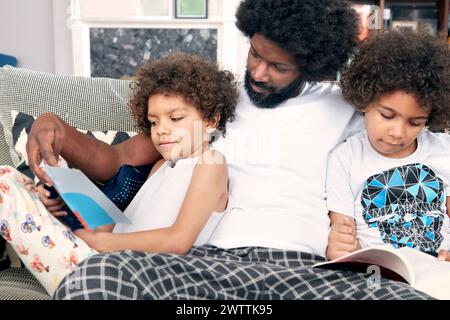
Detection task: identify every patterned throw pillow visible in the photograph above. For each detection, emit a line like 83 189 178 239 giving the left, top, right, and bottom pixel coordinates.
0 66 135 168
10 110 138 182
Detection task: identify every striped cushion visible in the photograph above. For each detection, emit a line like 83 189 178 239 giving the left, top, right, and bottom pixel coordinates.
0 66 135 167
0 268 50 300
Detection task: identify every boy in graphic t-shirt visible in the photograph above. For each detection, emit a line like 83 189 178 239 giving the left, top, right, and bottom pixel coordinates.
326 30 450 261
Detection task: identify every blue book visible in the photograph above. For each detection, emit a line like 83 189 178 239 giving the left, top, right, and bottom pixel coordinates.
43 165 132 231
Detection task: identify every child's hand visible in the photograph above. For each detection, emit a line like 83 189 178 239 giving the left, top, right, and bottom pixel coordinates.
35 184 67 217
437 249 450 262
24 179 38 193
326 214 359 260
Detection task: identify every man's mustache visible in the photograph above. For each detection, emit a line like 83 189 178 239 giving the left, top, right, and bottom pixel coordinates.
248 77 275 92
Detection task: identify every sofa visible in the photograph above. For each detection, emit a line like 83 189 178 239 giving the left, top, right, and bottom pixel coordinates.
3 65 441 302
0 66 138 299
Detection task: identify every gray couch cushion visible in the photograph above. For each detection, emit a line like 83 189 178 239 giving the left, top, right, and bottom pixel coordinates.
0 268 50 300
0 66 135 167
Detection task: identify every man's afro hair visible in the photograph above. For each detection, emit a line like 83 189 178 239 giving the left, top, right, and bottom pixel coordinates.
235 0 359 81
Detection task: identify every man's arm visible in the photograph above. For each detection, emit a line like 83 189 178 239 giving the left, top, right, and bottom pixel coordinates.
27 112 161 184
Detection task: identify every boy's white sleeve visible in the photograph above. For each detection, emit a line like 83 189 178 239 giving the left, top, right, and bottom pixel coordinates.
426 132 450 251
428 132 450 195
325 144 355 218
437 208 450 251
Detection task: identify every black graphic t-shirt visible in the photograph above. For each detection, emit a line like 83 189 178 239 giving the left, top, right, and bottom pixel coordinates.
361 163 446 253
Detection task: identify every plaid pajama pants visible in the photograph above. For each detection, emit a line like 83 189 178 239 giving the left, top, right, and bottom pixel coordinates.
54 246 432 300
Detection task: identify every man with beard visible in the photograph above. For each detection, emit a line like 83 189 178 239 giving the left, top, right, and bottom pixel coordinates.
27 0 431 299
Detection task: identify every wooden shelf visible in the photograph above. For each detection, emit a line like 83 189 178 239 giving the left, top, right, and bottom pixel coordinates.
351 0 449 39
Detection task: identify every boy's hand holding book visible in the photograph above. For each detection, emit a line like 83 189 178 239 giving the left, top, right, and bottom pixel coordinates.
326 213 360 260
36 184 67 218
437 250 450 262
24 179 67 218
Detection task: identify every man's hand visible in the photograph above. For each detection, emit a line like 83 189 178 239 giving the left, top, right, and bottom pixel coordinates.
26 113 65 185
27 113 161 184
326 213 359 260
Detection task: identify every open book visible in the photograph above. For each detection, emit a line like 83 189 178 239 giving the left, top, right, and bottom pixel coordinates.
43 165 131 230
313 245 450 299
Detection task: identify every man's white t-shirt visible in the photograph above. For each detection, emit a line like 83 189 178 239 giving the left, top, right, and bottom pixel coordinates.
326 129 450 253
208 83 363 256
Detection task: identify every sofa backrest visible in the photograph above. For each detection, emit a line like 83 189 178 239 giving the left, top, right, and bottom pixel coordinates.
0 66 135 167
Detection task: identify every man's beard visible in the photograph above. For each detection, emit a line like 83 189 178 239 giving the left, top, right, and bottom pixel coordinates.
244 70 304 109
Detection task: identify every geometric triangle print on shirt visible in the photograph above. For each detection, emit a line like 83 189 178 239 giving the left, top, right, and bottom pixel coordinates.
360 163 446 253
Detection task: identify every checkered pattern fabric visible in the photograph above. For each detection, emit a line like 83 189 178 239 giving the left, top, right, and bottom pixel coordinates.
0 66 134 167
54 246 432 300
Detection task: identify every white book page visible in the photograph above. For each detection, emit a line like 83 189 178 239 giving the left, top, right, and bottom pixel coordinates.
398 247 450 300
313 245 415 285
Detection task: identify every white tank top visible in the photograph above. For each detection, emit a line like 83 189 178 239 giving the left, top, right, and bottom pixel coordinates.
113 157 224 246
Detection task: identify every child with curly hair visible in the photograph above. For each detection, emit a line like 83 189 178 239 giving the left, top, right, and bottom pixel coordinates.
0 52 237 295
326 30 450 262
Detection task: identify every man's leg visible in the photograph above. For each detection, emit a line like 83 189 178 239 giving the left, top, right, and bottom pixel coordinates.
256 249 431 300
54 246 267 299
54 246 431 300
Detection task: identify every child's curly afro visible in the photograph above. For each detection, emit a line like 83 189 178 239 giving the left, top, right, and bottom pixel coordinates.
340 30 450 132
